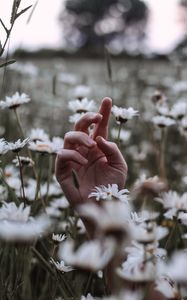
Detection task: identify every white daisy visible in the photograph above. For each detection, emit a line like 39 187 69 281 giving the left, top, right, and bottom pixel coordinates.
29 137 63 154
69 112 85 123
112 105 139 123
52 233 66 243
29 128 49 142
0 138 9 155
58 239 115 272
0 215 51 241
158 251 187 283
0 202 30 222
155 191 187 218
170 101 187 119
155 276 180 299
12 156 34 167
0 92 30 109
50 258 74 272
152 115 176 127
8 138 30 152
68 97 96 113
78 201 131 235
88 184 129 202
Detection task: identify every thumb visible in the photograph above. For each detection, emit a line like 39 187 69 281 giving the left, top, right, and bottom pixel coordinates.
96 136 127 172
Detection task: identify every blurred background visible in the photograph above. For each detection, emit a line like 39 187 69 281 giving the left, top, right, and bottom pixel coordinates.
1 0 187 55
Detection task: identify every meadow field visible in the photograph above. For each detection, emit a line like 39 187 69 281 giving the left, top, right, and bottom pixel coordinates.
0 55 187 300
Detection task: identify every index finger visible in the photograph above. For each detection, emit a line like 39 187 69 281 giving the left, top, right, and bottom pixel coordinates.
92 97 112 140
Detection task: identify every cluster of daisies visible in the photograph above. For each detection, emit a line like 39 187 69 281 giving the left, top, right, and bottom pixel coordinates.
0 89 187 300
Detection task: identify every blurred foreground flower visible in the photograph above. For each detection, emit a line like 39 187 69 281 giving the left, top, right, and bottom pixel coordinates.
0 138 9 155
155 191 187 220
155 276 180 299
0 202 51 241
0 92 30 109
59 239 115 272
158 251 187 283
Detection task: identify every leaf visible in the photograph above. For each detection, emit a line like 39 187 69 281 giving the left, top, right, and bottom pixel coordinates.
27 0 39 24
0 18 8 34
10 0 21 24
72 169 80 189
0 59 16 68
15 5 32 21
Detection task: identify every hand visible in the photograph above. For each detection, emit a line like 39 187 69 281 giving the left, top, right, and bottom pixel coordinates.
55 97 128 207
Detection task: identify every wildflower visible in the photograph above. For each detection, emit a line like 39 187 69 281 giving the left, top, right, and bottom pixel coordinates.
129 221 168 244
0 92 30 109
68 97 96 113
29 128 49 142
52 233 66 243
155 191 187 219
131 210 160 223
29 137 63 154
0 215 51 241
50 258 74 272
88 184 129 202
0 138 9 155
12 156 34 167
156 104 170 116
117 257 156 282
132 174 168 198
112 105 139 124
0 201 51 242
152 115 176 128
117 239 166 283
8 138 30 152
0 202 30 222
69 112 85 123
72 85 91 99
78 201 131 237
58 239 115 272
158 251 187 283
155 276 180 299
170 101 187 120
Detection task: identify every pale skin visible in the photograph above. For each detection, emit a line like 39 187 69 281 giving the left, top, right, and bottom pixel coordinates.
55 97 128 208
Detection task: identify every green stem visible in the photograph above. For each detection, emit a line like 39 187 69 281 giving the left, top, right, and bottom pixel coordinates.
164 217 178 251
159 128 167 179
117 123 122 147
17 153 26 205
13 108 38 180
45 155 53 203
